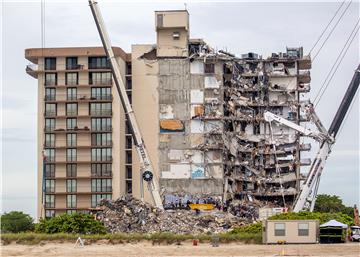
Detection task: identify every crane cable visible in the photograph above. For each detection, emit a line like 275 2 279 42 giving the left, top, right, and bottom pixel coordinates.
308 0 346 55
41 0 46 217
314 21 360 107
312 0 353 62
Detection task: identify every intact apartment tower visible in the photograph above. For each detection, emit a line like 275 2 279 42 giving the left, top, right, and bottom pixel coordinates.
26 10 311 218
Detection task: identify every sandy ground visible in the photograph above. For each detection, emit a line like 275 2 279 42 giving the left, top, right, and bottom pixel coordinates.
1 242 359 257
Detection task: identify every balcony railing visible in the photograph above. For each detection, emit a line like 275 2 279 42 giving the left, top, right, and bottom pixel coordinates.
91 171 112 177
66 64 84 70
67 95 78 101
91 157 113 162
91 141 113 147
26 64 38 72
90 110 112 116
66 79 78 86
91 95 112 100
66 111 78 116
44 95 56 101
45 126 55 132
45 111 57 117
44 141 55 147
91 126 112 132
90 79 112 86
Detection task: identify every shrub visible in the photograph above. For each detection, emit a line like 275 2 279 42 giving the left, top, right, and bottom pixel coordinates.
268 211 354 226
229 222 262 234
1 211 34 233
35 213 107 234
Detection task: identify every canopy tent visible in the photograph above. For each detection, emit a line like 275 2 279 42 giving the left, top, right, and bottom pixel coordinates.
320 220 348 229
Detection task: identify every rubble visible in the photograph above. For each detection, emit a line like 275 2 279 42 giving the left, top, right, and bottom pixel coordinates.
96 195 253 234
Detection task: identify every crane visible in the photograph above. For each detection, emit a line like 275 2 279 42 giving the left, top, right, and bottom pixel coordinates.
264 64 360 212
88 0 163 209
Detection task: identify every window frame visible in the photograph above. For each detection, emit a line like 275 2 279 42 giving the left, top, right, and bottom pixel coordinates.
45 73 57 86
274 223 286 236
298 223 309 236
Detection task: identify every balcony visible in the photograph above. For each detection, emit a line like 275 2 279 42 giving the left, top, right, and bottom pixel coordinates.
44 95 56 101
91 141 113 147
91 95 113 101
44 111 57 117
26 64 38 78
90 110 112 117
90 79 112 86
66 64 84 70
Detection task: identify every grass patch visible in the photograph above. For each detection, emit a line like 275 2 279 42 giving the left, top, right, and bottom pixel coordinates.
1 231 262 245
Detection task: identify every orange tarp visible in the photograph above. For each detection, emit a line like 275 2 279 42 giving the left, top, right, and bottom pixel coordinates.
160 119 184 131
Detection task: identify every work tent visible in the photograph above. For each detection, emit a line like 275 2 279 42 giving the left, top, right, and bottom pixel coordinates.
319 220 348 243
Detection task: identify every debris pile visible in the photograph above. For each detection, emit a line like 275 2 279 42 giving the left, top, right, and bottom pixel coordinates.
96 195 252 234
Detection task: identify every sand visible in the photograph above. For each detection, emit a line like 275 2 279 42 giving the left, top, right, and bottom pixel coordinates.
2 241 360 257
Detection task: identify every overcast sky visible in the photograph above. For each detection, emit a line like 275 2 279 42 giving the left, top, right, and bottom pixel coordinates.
1 0 359 218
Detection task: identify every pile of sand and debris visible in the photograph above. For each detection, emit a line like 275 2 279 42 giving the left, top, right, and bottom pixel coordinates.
96 195 253 234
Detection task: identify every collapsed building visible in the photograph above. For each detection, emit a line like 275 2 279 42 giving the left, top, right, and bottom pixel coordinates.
26 9 313 218
138 10 312 209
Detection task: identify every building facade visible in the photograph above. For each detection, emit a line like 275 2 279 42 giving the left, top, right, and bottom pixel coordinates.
25 47 133 218
26 10 312 218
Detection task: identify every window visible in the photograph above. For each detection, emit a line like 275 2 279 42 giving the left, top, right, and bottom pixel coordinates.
66 164 77 177
126 150 132 164
45 103 56 116
44 148 55 162
66 103 78 116
91 194 111 208
127 91 132 104
65 72 78 85
45 164 55 178
45 88 56 101
125 121 132 134
66 57 78 70
91 87 111 100
126 135 132 149
67 148 77 162
91 118 111 131
126 77 132 90
45 118 55 131
67 133 77 147
91 179 112 192
67 88 77 100
91 163 111 177
91 148 112 161
66 179 77 193
45 133 55 147
89 72 111 85
44 57 56 70
91 133 112 146
45 209 55 218
126 62 131 75
298 223 309 236
88 57 110 69
45 195 55 208
45 179 55 193
126 166 132 179
67 194 76 208
90 103 112 116
66 118 77 130
45 73 57 86
204 63 215 74
274 223 285 236
172 31 180 40
126 181 132 194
